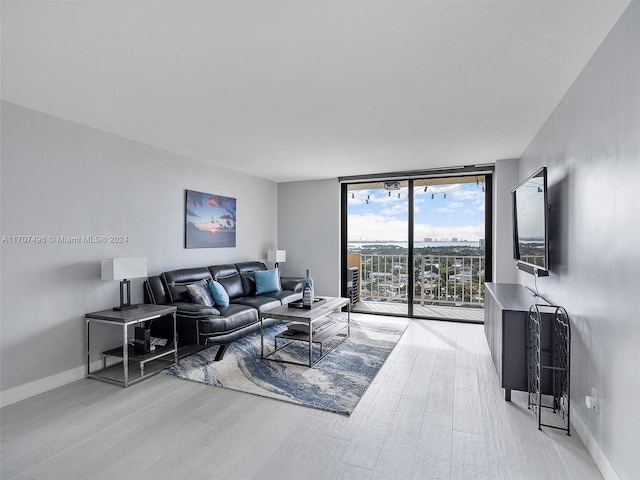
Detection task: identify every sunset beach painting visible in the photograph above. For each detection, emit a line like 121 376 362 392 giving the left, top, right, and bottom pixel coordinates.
185 190 236 248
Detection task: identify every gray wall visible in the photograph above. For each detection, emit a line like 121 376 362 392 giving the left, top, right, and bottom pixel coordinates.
0 102 278 402
492 158 519 284
517 2 639 478
277 179 341 297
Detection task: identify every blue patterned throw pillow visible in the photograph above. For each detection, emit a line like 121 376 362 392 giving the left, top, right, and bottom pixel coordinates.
208 280 230 308
186 280 214 306
254 268 281 294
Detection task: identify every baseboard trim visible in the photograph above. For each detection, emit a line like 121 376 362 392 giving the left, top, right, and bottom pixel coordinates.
571 400 620 480
0 362 99 408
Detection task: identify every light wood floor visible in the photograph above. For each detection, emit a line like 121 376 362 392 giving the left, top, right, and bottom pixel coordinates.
1 316 601 480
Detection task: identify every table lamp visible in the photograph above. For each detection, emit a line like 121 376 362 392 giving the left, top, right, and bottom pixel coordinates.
101 257 147 310
267 249 286 269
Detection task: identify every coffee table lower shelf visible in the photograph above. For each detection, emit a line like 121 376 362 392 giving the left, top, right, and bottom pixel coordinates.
263 320 349 367
260 296 351 368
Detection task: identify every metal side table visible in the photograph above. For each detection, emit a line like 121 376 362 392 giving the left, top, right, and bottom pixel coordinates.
86 304 177 387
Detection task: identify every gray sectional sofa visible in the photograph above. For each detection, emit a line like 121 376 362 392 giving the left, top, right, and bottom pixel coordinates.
144 261 302 360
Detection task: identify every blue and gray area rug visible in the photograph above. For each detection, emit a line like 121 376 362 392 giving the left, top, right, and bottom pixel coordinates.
164 316 407 415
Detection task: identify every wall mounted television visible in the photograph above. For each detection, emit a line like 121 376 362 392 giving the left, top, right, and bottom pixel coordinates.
512 166 549 277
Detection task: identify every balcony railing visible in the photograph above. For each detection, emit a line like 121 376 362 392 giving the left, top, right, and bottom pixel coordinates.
356 253 485 308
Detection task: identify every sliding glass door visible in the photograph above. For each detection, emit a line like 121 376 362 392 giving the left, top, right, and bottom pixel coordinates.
411 176 488 322
343 172 492 322
346 181 409 316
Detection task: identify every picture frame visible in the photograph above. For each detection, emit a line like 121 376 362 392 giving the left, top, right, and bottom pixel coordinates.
185 189 236 248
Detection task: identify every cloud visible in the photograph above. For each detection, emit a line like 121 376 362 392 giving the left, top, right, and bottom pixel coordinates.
349 211 485 241
349 213 408 241
380 202 409 217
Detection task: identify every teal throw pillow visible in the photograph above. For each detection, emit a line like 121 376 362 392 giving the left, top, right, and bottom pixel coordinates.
208 280 230 308
254 268 281 294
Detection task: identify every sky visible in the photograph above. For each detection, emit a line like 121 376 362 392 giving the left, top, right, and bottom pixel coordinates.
348 182 485 242
186 190 237 233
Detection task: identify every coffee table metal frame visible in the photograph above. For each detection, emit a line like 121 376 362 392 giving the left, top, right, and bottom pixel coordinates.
260 296 350 367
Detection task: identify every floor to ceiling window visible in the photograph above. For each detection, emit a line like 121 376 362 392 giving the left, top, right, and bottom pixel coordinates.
342 170 492 323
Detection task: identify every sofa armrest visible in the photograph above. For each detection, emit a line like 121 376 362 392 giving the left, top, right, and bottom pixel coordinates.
281 277 304 292
171 302 221 317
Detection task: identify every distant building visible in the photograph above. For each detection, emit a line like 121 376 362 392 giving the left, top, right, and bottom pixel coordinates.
424 237 433 242
479 239 486 248
452 237 458 242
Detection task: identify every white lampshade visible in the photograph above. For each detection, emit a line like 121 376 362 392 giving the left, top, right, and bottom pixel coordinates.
101 257 147 281
267 249 286 263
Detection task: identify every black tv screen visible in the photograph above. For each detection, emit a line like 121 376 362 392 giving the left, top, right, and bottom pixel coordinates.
512 167 549 276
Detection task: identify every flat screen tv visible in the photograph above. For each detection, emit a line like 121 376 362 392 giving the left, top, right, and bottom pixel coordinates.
512 167 549 276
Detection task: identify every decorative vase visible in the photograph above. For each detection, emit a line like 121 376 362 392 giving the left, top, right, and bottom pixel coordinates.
302 269 315 306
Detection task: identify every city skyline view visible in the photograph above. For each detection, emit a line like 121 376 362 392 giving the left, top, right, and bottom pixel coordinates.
348 181 486 242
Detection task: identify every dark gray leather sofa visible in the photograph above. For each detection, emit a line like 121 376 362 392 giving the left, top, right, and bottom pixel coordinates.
144 261 302 360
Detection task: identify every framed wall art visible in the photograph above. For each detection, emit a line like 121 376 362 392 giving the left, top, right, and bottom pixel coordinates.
185 189 236 248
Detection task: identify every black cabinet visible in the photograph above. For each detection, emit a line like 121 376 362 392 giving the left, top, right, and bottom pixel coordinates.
484 283 553 401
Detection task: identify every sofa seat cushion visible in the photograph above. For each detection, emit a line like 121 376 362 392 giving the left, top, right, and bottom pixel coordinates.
231 296 281 313
172 302 220 317
261 290 303 304
198 304 258 335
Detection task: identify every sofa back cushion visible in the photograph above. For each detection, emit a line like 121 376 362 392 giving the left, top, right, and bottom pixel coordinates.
235 262 267 296
235 261 268 274
208 264 244 299
162 267 213 303
208 264 238 280
216 272 245 299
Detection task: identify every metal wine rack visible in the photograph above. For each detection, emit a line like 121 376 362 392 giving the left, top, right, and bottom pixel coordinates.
527 304 571 435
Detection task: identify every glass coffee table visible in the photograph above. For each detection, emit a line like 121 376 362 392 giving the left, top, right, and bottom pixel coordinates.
259 296 350 367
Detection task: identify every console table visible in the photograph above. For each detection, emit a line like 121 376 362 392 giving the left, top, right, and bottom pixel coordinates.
86 304 177 387
484 283 553 401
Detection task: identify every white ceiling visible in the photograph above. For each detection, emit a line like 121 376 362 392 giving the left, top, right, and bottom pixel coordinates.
1 1 630 183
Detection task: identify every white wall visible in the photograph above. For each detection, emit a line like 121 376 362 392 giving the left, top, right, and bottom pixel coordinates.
277 179 341 297
492 158 519 283
517 2 639 478
0 102 277 404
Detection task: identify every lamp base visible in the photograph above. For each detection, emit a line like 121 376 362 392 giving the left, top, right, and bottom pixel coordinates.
112 279 138 311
